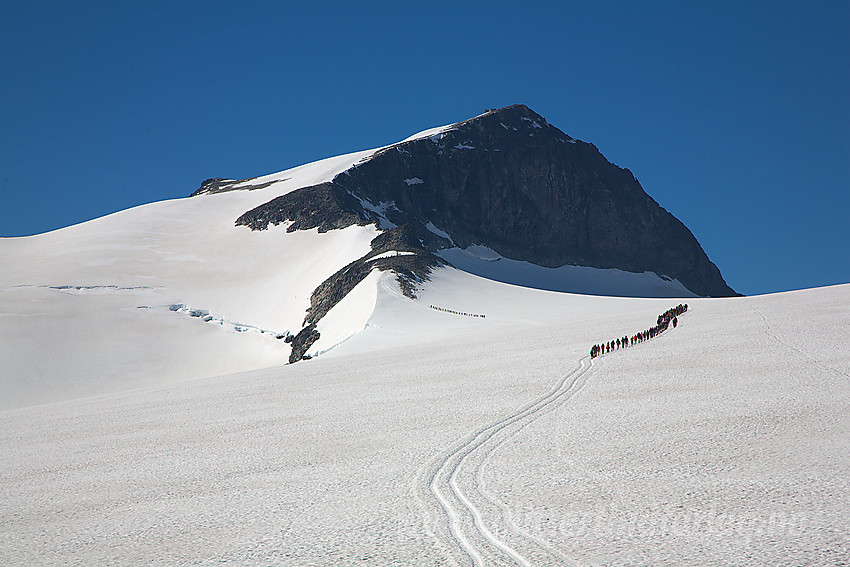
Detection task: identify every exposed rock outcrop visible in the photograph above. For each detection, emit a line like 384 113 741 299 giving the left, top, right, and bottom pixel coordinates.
192 176 286 197
235 182 373 233
191 178 238 196
287 324 319 364
288 224 445 362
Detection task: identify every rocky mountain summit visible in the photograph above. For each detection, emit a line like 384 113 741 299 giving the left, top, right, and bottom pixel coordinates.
199 104 737 360
229 105 735 297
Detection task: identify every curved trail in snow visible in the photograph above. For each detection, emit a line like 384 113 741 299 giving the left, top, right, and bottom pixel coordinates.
748 299 850 380
417 356 595 566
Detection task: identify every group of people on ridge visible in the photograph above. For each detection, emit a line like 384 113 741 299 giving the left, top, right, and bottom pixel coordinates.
590 304 688 358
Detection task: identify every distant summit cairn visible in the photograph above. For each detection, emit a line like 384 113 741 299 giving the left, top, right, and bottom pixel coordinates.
230 104 736 298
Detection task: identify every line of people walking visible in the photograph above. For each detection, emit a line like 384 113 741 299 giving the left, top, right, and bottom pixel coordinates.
590 304 688 358
429 305 486 318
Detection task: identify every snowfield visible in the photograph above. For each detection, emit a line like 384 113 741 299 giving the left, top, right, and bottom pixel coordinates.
1 134 849 565
1 274 848 565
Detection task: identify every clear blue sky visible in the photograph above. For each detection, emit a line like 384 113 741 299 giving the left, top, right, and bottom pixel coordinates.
2 1 848 295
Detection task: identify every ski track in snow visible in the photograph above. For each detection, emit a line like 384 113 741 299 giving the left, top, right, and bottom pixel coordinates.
470 316 687 566
417 309 690 566
418 356 595 566
748 299 850 380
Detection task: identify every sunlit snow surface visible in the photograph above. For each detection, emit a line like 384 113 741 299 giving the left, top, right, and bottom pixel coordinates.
0 148 383 409
1 134 849 564
2 270 849 565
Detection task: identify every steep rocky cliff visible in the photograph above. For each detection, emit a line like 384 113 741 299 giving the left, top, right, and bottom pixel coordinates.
337 105 735 297
236 104 735 298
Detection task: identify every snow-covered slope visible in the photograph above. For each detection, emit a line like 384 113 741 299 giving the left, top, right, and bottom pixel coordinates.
436 245 696 298
2 115 846 564
1 120 694 409
0 148 384 409
1 275 847 565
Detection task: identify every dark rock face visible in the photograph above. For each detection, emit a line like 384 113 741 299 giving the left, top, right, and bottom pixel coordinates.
330 105 736 298
226 105 734 296
288 324 319 364
236 182 372 233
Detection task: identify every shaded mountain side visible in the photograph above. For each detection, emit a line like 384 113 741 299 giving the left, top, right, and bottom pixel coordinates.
235 182 373 233
331 105 736 298
228 105 735 298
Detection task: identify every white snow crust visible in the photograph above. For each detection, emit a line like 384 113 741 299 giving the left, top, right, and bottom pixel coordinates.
1 270 848 566
425 221 453 242
398 123 457 143
308 268 380 357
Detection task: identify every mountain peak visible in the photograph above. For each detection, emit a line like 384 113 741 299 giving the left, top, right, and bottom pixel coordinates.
482 103 542 120
234 105 736 303
423 104 561 143
461 105 558 138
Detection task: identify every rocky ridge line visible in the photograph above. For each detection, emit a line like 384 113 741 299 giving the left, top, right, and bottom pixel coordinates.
287 224 444 362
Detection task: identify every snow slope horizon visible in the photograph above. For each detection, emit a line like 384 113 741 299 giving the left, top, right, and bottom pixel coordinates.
2 115 700 409
2 282 848 565
0 146 384 409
